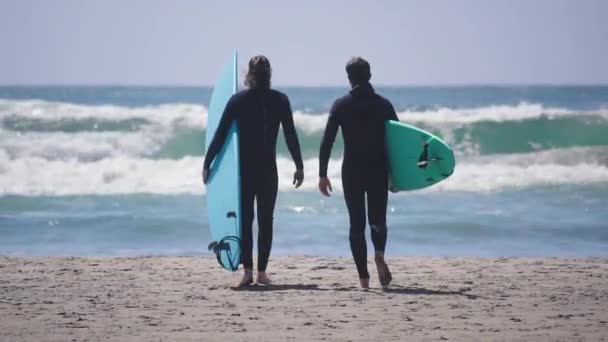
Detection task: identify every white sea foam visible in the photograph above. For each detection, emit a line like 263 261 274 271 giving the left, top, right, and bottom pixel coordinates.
2 100 606 134
0 129 169 161
1 149 607 196
433 161 608 193
2 99 607 196
292 111 329 134
0 153 204 196
291 104 608 135
396 103 607 125
0 99 206 128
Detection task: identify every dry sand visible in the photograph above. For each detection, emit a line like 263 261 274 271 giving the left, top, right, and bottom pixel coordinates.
1 256 607 341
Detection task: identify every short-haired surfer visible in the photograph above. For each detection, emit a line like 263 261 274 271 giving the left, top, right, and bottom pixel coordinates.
204 55 304 287
318 57 398 289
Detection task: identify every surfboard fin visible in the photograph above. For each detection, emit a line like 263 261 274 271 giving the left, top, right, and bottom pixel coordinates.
208 241 232 254
216 241 231 252
417 142 430 169
417 160 429 168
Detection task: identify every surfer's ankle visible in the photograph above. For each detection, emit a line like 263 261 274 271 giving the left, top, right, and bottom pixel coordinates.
359 278 370 289
374 256 392 287
237 270 254 288
256 271 272 285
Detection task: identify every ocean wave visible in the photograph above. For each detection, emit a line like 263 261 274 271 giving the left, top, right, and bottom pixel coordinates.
1 148 608 196
0 99 206 128
4 115 607 162
0 128 171 161
396 103 608 125
3 99 607 132
294 103 608 134
2 99 608 163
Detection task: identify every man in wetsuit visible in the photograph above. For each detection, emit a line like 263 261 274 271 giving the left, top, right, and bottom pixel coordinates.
203 55 304 287
318 57 398 289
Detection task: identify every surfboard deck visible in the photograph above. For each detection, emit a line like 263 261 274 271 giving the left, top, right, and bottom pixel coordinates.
385 120 455 191
205 52 241 271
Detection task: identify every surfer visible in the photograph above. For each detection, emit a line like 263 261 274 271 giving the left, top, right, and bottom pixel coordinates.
203 55 304 287
318 57 398 289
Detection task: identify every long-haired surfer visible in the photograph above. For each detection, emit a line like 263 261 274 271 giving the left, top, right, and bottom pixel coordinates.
203 55 304 287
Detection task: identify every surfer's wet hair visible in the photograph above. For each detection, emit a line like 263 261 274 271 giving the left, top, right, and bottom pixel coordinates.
346 57 371 86
245 55 272 89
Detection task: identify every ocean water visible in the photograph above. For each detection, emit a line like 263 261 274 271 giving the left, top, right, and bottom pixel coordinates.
1 86 607 257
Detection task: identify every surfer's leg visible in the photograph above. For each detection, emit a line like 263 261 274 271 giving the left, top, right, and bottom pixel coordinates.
237 269 254 288
367 173 388 253
367 173 391 286
240 182 255 270
342 172 369 281
256 172 278 274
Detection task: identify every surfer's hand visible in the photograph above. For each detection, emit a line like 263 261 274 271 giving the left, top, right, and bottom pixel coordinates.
318 177 332 197
293 169 304 189
202 168 210 184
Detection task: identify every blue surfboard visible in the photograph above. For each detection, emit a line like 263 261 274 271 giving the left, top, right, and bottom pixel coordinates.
205 52 241 271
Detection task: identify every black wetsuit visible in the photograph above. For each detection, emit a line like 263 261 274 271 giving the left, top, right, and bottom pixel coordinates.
319 83 398 279
204 88 303 272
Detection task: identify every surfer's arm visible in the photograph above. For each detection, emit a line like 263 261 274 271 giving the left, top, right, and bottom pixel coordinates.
384 102 399 191
387 102 399 122
318 106 340 177
281 97 304 171
203 100 237 171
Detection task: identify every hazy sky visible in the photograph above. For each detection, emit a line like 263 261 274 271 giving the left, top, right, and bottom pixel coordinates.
1 0 607 86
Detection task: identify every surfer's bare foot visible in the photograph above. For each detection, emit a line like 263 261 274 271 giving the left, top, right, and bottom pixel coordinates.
237 269 254 288
375 254 392 288
256 271 272 285
359 278 370 289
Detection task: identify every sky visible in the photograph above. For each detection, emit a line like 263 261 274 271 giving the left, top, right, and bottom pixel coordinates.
1 0 607 86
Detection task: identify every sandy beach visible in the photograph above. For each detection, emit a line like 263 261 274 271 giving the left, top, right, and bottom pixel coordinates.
1 256 607 341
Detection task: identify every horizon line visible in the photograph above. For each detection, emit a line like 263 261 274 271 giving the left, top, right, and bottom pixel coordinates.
1 83 608 88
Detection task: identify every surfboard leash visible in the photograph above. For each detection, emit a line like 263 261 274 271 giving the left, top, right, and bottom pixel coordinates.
208 235 241 271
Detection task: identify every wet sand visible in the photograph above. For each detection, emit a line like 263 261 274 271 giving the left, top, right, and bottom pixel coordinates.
1 256 607 341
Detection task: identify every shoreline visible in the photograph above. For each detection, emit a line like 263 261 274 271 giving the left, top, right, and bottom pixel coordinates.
1 256 607 341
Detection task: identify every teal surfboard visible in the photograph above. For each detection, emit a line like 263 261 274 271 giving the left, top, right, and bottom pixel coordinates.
205 52 241 271
385 120 455 191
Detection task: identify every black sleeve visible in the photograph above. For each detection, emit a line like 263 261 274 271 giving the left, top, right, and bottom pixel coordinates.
385 101 399 175
203 96 238 170
318 102 340 177
280 96 304 170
